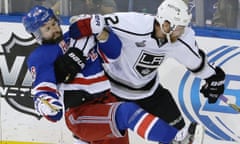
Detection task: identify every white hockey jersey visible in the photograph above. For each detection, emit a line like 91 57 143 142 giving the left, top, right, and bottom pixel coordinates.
103 12 216 100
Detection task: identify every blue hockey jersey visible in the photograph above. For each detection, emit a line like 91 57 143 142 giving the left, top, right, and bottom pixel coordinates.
27 30 122 101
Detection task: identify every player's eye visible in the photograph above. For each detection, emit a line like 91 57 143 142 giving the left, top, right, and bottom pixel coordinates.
45 26 51 32
52 21 57 26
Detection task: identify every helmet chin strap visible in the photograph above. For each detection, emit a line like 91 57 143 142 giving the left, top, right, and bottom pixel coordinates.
32 30 42 44
159 23 176 43
165 33 171 43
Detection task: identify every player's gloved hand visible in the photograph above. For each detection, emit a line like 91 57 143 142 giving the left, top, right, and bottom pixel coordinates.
69 14 105 39
34 95 63 122
54 47 87 83
200 67 225 104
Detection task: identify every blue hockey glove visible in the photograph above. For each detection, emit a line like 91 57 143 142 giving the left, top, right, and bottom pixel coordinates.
200 67 225 104
34 95 63 122
69 14 105 39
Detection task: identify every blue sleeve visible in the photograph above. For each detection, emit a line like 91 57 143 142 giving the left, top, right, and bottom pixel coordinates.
63 31 70 45
27 44 63 87
98 29 122 59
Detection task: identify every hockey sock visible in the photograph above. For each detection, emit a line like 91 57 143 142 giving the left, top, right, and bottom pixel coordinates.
115 102 178 143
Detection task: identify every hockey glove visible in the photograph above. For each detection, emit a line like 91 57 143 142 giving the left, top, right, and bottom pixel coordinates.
34 95 63 122
69 14 105 39
200 67 225 104
54 47 87 83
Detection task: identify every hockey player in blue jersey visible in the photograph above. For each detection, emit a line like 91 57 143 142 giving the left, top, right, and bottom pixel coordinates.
22 5 129 144
22 5 188 144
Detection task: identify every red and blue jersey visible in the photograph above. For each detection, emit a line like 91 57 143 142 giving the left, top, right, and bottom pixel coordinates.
27 30 122 100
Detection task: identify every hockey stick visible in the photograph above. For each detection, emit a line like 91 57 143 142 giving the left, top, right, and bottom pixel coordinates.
40 98 61 112
219 95 240 112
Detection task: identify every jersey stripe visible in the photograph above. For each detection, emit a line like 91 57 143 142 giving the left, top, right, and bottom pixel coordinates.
36 86 57 93
98 48 109 63
178 38 200 58
136 113 155 138
70 75 108 85
32 82 58 95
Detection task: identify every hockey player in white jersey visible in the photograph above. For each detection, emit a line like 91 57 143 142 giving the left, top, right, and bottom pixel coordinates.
69 0 226 143
22 5 199 144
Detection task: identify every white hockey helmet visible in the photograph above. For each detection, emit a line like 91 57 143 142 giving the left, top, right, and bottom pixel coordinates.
155 0 192 28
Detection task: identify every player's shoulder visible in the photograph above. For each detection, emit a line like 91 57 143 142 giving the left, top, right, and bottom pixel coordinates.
180 27 196 41
106 12 153 18
178 27 196 47
104 12 155 35
182 27 195 37
28 44 61 65
28 45 45 59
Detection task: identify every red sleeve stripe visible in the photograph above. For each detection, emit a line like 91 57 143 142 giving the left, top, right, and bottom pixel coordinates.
136 113 155 139
98 48 109 63
70 75 108 85
36 86 57 93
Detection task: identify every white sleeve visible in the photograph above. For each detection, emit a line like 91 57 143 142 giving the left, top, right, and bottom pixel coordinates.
69 36 96 57
169 27 216 79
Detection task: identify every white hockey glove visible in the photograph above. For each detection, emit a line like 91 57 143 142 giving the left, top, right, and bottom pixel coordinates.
69 14 106 39
34 95 63 122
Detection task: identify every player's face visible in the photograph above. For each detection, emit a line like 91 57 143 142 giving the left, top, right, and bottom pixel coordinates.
40 18 62 42
155 21 185 42
170 25 185 42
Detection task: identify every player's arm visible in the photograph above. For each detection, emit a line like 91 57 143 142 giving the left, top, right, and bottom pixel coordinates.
182 47 225 104
173 29 225 104
189 49 225 104
32 84 63 122
27 50 63 122
69 14 108 40
69 14 122 61
97 28 122 62
193 49 225 104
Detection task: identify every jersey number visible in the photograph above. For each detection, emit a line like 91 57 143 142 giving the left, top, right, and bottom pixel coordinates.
104 16 119 25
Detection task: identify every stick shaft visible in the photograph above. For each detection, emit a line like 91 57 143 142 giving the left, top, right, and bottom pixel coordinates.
40 98 60 112
219 95 240 112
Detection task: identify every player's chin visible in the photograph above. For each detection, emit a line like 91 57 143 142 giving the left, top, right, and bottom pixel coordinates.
42 35 63 44
53 32 62 39
52 32 64 42
170 37 178 43
170 34 182 42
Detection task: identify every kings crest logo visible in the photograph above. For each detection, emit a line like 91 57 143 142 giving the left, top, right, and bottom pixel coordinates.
0 33 41 119
178 45 240 142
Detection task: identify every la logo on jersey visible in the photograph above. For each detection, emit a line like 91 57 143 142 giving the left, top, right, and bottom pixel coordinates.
178 45 240 142
0 33 41 119
135 50 165 77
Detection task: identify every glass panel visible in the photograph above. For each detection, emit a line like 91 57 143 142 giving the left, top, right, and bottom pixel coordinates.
8 0 59 15
208 0 239 29
68 0 118 15
0 0 2 13
115 0 163 14
2 0 239 30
